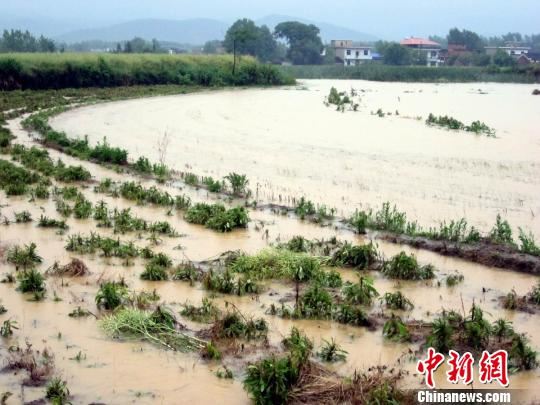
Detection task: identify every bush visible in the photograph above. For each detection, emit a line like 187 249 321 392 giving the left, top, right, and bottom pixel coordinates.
330 242 378 269
0 53 292 91
140 263 169 281
489 214 514 245
185 203 249 232
382 252 435 280
225 172 249 196
17 268 45 293
95 281 128 310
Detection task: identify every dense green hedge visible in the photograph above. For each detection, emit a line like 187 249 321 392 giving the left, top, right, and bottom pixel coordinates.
280 63 540 83
0 53 294 90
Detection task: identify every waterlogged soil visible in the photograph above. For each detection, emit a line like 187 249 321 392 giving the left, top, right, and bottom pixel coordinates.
0 83 539 403
50 80 540 238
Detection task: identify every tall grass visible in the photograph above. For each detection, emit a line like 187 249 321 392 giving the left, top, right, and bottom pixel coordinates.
279 64 538 83
0 53 293 90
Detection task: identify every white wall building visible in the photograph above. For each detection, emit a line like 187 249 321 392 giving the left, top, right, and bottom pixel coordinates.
331 40 373 66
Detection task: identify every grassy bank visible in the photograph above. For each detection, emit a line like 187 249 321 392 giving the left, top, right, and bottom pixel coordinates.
0 53 294 90
280 64 540 83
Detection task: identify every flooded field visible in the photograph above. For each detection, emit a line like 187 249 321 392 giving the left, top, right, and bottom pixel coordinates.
1 80 540 404
51 80 540 237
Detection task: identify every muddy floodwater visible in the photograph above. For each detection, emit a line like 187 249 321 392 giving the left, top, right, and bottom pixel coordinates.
51 80 540 237
1 80 540 404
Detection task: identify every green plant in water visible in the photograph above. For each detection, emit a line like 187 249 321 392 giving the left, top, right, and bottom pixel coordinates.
445 271 464 287
491 319 514 342
332 303 371 327
317 338 348 362
342 276 379 306
518 228 540 256
7 243 42 270
140 263 169 281
224 172 248 196
383 315 410 342
381 291 414 310
1 319 18 337
201 341 222 360
14 211 32 223
181 297 221 323
17 268 45 293
528 282 540 305
382 252 435 280
95 281 128 310
45 377 70 404
464 304 491 350
509 334 538 371
299 283 333 318
330 242 379 269
489 214 514 245
427 316 454 353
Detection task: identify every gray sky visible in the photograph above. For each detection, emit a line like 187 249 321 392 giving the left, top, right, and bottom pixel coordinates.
2 0 539 39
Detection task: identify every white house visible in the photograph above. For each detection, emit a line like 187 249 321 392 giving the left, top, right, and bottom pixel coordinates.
331 40 373 66
400 37 442 66
485 46 530 57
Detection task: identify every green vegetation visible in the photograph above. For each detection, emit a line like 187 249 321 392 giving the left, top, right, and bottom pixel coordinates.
7 243 42 270
317 338 348 362
184 203 249 232
325 87 359 112
342 276 379 306
381 291 414 310
518 229 540 256
95 281 128 310
329 242 379 269
445 272 465 287
294 197 335 222
212 310 268 341
383 315 411 342
426 113 495 136
0 29 55 52
224 172 249 196
65 233 140 260
45 377 70 404
14 210 32 223
1 319 18 337
0 158 41 195
0 53 291 91
17 268 45 293
382 252 435 280
22 111 129 166
100 307 205 351
280 64 539 83
181 298 221 323
244 327 311 405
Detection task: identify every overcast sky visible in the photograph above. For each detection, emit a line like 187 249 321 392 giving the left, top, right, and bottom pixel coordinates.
2 0 539 39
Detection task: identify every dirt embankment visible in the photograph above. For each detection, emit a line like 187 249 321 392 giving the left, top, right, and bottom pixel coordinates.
382 234 540 275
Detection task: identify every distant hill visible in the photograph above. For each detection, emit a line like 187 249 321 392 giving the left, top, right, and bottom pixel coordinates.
55 18 229 45
256 14 378 43
54 16 377 45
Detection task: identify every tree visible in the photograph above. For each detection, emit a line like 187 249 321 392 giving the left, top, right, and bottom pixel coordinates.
0 29 55 53
224 19 278 64
447 28 484 51
203 40 222 54
274 21 323 65
382 43 411 65
492 49 516 67
224 19 259 74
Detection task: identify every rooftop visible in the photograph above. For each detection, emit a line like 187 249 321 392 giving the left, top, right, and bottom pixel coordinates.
400 37 441 47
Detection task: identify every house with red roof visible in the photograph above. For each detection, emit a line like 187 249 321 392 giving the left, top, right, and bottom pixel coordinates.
400 37 442 66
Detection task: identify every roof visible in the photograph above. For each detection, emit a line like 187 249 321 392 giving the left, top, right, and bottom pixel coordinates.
485 46 531 50
400 37 441 47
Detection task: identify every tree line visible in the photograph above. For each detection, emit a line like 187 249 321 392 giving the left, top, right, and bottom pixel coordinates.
0 29 56 52
205 19 324 65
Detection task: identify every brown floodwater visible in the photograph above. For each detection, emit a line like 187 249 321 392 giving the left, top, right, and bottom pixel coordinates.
1 83 540 403
50 80 540 237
